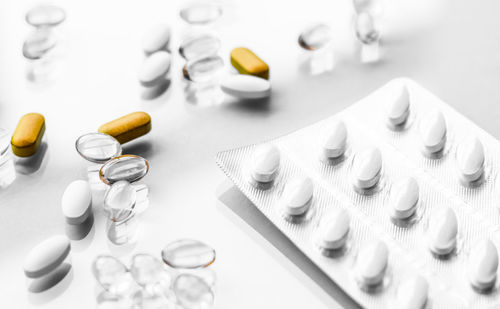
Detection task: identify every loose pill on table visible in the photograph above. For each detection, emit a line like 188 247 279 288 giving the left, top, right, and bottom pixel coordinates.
319 208 350 250
298 24 332 51
130 254 170 288
92 255 137 297
183 55 224 83
98 111 151 144
24 235 71 278
352 147 382 190
456 136 485 183
11 113 45 157
142 24 171 56
22 28 56 60
103 180 137 221
355 12 380 45
387 86 410 126
174 274 215 309
100 155 149 185
355 240 388 287
468 239 499 291
250 144 280 183
161 239 216 269
220 74 271 99
179 33 221 60
396 275 429 309
389 177 419 220
75 132 122 163
62 180 92 225
26 5 66 27
230 47 269 80
322 120 347 159
427 207 458 256
419 109 446 154
281 177 314 216
138 51 171 87
179 3 222 25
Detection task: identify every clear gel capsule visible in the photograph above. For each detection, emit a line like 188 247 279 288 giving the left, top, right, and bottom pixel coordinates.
352 147 382 189
142 24 171 56
99 155 149 185
75 133 122 163
139 51 171 87
92 255 139 297
355 240 388 287
319 208 350 250
427 207 458 256
180 3 222 25
322 120 347 159
468 239 499 291
22 28 56 60
183 55 224 83
387 86 410 126
220 74 271 99
456 136 485 183
250 144 280 183
396 275 429 309
419 110 446 154
353 0 382 15
355 12 380 45
281 176 314 216
161 239 215 269
173 274 214 309
103 180 137 221
26 5 66 27
130 254 170 290
298 24 332 51
179 34 221 60
389 177 419 220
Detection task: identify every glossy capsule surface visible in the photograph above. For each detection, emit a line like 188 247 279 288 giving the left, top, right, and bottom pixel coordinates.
179 33 221 60
184 55 224 83
100 155 149 185
75 133 122 163
180 3 222 25
98 111 151 144
11 113 45 157
161 239 216 269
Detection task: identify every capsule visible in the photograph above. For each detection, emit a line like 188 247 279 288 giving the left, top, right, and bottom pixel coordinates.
11 113 45 157
179 3 222 25
250 144 280 183
26 5 66 27
130 254 170 288
298 24 332 51
138 51 171 87
98 111 151 144
174 274 214 309
319 208 350 250
161 239 216 269
179 33 221 60
23 235 71 278
142 24 171 56
427 207 458 256
103 180 137 221
92 255 138 297
389 177 419 220
22 28 56 60
355 13 380 45
396 275 429 309
468 239 498 291
230 47 269 80
387 86 410 126
355 240 388 287
100 155 149 185
322 120 347 159
220 74 271 99
352 147 382 190
61 180 92 225
456 137 484 183
281 177 314 216
419 110 446 154
75 132 122 163
183 55 224 83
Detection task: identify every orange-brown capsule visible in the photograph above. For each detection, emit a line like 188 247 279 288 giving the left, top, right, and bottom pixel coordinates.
11 113 45 157
98 112 151 144
230 47 269 80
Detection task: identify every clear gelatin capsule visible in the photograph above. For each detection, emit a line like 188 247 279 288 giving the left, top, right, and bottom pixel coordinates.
26 5 66 27
319 208 350 250
22 28 56 60
355 12 380 45
468 239 499 291
75 133 122 163
322 120 347 160
389 177 419 220
352 147 382 190
99 155 149 185
250 144 280 183
456 136 485 183
395 275 429 309
183 55 224 83
387 86 410 126
130 254 170 290
92 255 139 297
180 3 222 25
298 24 333 51
281 176 314 216
173 274 214 309
427 207 458 256
161 239 216 269
103 180 137 221
355 240 388 287
179 34 221 61
419 109 446 154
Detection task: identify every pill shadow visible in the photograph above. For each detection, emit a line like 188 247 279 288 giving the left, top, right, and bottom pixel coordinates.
14 141 48 175
141 79 171 101
65 212 95 243
27 263 73 304
225 96 272 113
122 140 154 159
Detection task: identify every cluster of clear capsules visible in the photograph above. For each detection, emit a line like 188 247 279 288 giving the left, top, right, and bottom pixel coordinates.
92 239 216 309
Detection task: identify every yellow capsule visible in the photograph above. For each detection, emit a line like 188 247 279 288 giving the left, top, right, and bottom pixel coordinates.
230 47 269 80
11 113 45 157
98 112 151 144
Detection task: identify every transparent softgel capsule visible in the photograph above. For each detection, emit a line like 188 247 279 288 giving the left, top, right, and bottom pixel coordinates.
468 239 499 292
427 207 458 256
103 180 137 221
130 254 170 294
387 86 410 126
318 208 350 251
352 147 382 190
250 144 280 183
179 34 221 61
26 5 66 27
298 24 332 51
22 28 56 60
456 136 485 183
389 177 419 220
76 133 122 163
173 274 214 309
99 155 149 185
322 120 347 160
92 255 139 297
162 239 215 269
355 12 380 45
281 176 314 216
183 55 224 83
419 109 447 154
395 275 429 309
180 3 222 25
355 240 388 288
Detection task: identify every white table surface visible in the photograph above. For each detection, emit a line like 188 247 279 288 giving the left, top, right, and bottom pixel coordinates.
1 0 500 308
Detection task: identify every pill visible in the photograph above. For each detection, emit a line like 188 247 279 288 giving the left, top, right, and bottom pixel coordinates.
179 3 222 25
355 12 380 45
103 180 137 221
220 74 271 99
183 55 224 83
396 275 429 309
387 86 410 126
130 254 170 288
319 208 350 250
250 144 280 183
419 110 446 154
11 113 45 157
98 111 151 144
230 47 269 80
75 132 122 163
179 33 221 60
352 147 382 189
468 239 498 291
456 136 484 182
427 207 458 256
22 28 56 60
92 255 135 296
26 5 66 27
100 155 149 185
322 120 347 159
389 177 419 220
281 177 314 216
24 235 71 278
353 0 382 15
138 51 171 87
355 240 388 286
174 274 214 309
62 180 92 225
142 24 171 56
161 239 216 269
298 24 332 51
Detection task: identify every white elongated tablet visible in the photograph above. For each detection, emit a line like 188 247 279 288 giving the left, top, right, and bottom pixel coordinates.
62 180 92 224
319 208 350 250
456 136 485 182
389 177 419 220
142 24 171 56
427 207 458 256
24 235 71 278
282 177 313 216
387 86 410 126
419 110 446 154
396 275 429 309
251 144 280 183
356 240 388 286
138 51 171 87
220 75 271 99
322 120 347 159
468 239 498 291
352 147 382 189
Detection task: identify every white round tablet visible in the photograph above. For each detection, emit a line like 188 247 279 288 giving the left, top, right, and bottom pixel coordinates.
356 240 388 286
456 136 485 183
468 239 498 291
387 86 410 126
427 207 458 256
389 177 419 220
396 275 429 309
250 144 280 183
319 208 350 250
352 147 382 189
62 180 92 225
419 109 446 154
281 177 314 216
322 120 347 159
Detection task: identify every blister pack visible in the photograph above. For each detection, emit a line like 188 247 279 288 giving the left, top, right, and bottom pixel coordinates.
216 78 500 308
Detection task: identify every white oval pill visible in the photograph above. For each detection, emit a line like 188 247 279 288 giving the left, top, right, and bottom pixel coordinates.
138 51 171 87
427 207 458 256
24 235 71 278
26 5 66 27
142 24 171 56
282 177 313 216
251 144 280 183
322 120 347 159
419 110 446 154
468 239 498 291
356 240 388 286
220 74 271 99
396 275 429 309
390 177 419 220
352 147 382 189
62 180 92 225
320 208 350 250
456 137 485 182
387 86 410 126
